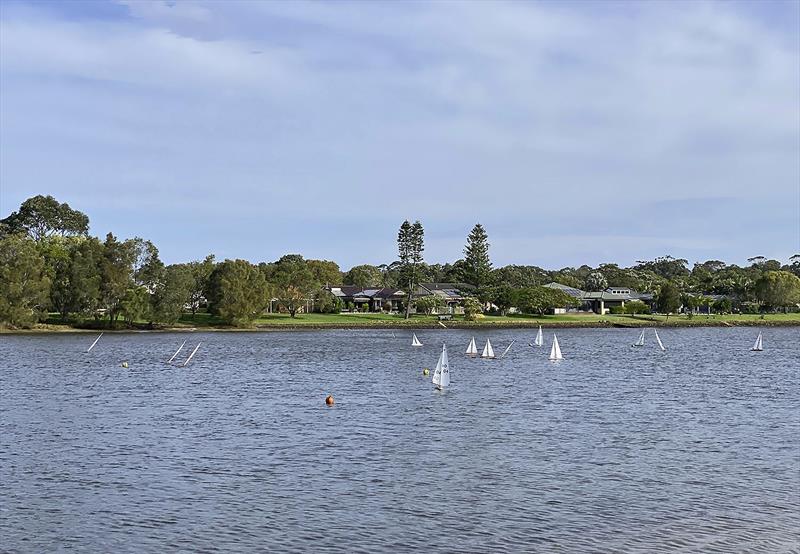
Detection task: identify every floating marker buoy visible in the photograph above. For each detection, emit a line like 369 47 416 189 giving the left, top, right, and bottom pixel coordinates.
422 368 430 376
325 395 334 406
121 361 128 368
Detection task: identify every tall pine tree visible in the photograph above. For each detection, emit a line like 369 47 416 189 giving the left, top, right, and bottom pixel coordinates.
397 220 425 319
463 223 492 289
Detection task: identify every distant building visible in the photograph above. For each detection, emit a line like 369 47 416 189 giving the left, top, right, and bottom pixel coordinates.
326 286 405 312
413 283 474 315
544 282 654 314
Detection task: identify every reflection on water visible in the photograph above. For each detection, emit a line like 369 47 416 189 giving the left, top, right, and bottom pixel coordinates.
1 327 798 552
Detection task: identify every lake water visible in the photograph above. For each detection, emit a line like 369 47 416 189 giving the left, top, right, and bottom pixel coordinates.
1 327 798 553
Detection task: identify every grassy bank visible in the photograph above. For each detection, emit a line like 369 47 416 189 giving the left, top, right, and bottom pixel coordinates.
4 312 799 333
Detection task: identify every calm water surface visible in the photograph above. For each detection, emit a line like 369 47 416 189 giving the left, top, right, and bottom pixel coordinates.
1 327 798 553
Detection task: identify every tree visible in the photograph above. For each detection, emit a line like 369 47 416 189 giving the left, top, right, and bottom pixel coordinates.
492 265 548 288
397 220 424 319
208 259 270 326
151 264 192 324
788 254 800 277
130 237 164 290
635 256 689 280
488 285 518 316
45 236 102 320
655 282 681 314
0 234 51 326
343 264 383 288
99 233 135 326
1 195 89 240
462 296 483 321
120 285 150 325
188 254 215 317
623 300 649 315
755 271 800 312
585 271 608 292
269 254 317 317
463 223 492 289
415 294 445 315
306 259 341 287
516 286 579 316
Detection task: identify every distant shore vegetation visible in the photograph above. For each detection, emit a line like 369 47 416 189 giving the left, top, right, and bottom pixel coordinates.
1 195 799 330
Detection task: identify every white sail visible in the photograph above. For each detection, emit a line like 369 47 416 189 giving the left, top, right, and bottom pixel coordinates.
168 340 187 363
87 332 103 353
534 326 543 347
634 329 645 347
751 332 763 351
501 340 515 358
466 337 478 356
412 333 423 347
481 339 495 359
183 342 201 367
549 334 563 360
654 329 665 351
432 343 450 388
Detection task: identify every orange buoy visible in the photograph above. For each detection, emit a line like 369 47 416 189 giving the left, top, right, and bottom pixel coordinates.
325 395 334 406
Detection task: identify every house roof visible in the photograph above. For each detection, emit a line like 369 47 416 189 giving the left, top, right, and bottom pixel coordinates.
544 282 586 298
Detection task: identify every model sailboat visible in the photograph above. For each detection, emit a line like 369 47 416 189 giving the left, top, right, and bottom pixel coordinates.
549 334 563 361
633 329 645 347
751 331 763 352
411 333 423 347
432 343 450 390
465 337 478 356
531 326 543 347
654 329 665 351
481 339 495 359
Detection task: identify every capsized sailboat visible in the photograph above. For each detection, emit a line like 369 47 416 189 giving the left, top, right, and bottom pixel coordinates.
481 339 495 359
465 337 478 356
500 340 515 358
633 329 645 347
87 332 103 353
411 333 423 347
432 343 450 390
751 331 763 352
549 334 563 361
654 329 665 351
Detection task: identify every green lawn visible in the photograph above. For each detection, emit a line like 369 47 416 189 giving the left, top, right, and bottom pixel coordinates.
12 310 795 333
175 311 800 328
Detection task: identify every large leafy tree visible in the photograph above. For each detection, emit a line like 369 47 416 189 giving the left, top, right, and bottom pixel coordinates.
151 264 193 324
1 195 89 240
343 264 383 288
515 286 579 316
463 223 492 289
188 254 216 317
306 259 341 287
585 271 608 292
755 271 800 312
46 236 103 320
397 220 424 319
0 234 51 326
100 233 136 325
268 255 317 317
208 259 270 326
655 282 681 314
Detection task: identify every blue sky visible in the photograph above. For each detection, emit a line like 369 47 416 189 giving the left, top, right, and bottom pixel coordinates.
1 0 798 270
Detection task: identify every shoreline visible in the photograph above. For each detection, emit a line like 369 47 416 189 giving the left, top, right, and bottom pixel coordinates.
2 318 799 334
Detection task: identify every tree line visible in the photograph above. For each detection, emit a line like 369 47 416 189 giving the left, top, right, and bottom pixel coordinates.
1 195 799 328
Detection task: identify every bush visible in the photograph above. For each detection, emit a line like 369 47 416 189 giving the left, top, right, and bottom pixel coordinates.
462 296 483 321
609 306 625 314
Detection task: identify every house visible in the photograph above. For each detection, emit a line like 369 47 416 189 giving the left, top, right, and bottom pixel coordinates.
413 283 474 315
544 282 654 314
327 286 406 312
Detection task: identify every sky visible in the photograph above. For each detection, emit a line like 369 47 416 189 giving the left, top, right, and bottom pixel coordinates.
1 0 798 270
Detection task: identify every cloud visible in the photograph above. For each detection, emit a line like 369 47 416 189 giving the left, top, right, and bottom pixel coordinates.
0 0 797 268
